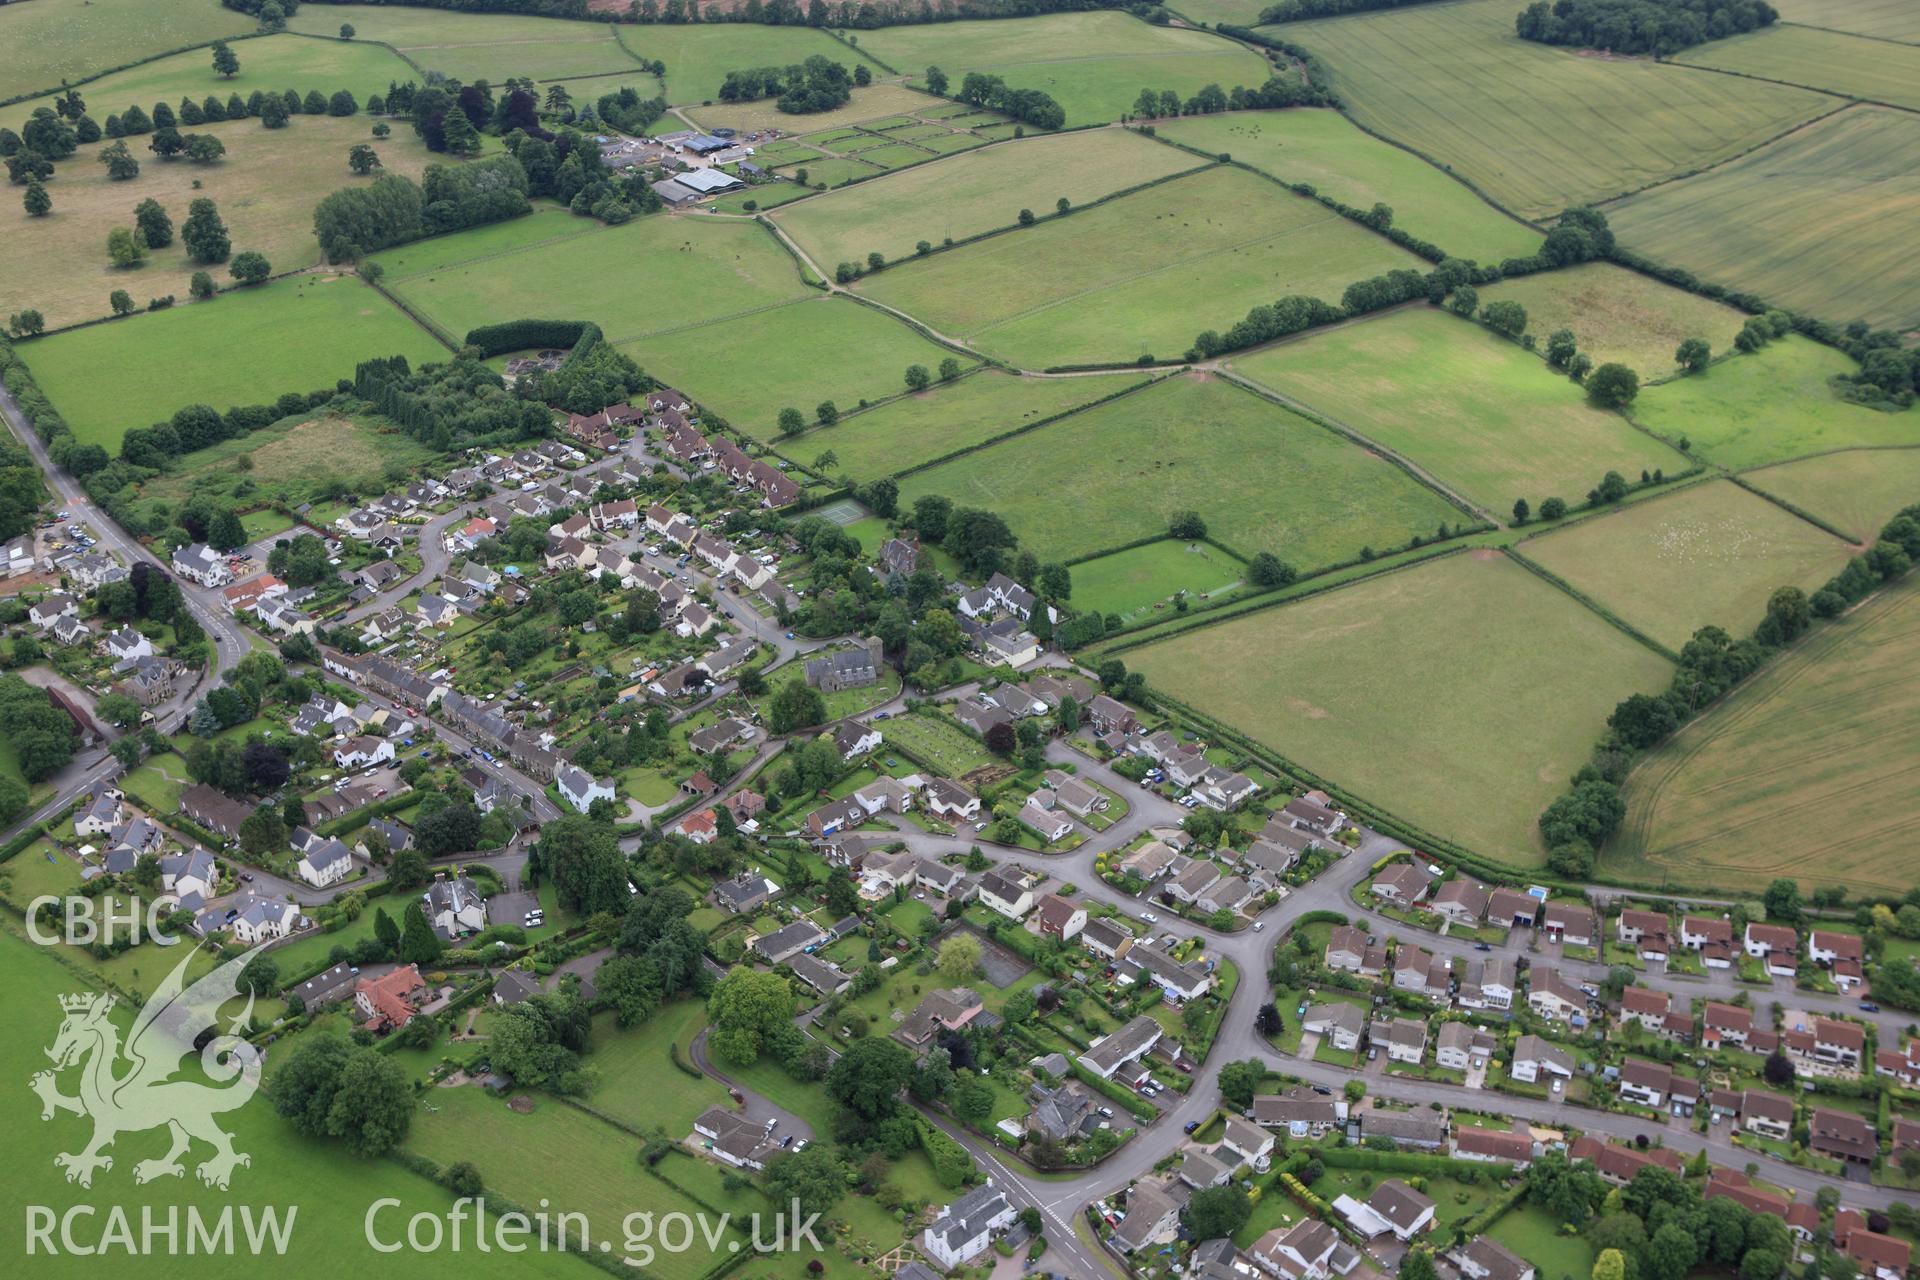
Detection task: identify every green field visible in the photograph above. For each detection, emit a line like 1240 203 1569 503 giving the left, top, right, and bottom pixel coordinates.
863 12 1271 127
898 373 1466 567
380 213 810 346
1682 24 1920 111
3 115 453 329
617 23 888 105
1476 262 1751 376
1155 110 1543 264
403 1085 749 1275
4 33 419 134
1490 1202 1597 1278
19 276 449 451
1773 0 1920 40
0 927 584 1280
1230 307 1685 517
773 155 885 188
0 0 250 99
781 367 1150 482
1742 448 1920 543
1520 479 1855 651
859 165 1422 367
1632 336 1918 470
1614 573 1920 896
772 129 1200 271
1072 538 1248 621
1609 106 1920 331
1168 0 1278 24
619 296 974 437
684 82 939 136
287 3 645 84
1271 0 1837 220
1127 550 1674 862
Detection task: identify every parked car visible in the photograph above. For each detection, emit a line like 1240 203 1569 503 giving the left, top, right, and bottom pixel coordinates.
1252 921 1264 931
1474 942 1492 952
1859 1001 1881 1013
1183 1121 1199 1134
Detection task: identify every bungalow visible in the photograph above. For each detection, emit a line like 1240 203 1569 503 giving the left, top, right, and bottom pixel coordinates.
788 952 852 997
1371 863 1430 907
1281 793 1345 836
1452 1126 1533 1168
748 920 825 965
1430 877 1488 926
1528 970 1586 1022
693 1106 779 1172
1702 1168 1791 1223
1020 796 1075 844
1541 903 1598 946
1488 887 1539 929
1197 876 1252 916
1119 840 1178 882
1337 1179 1435 1241
894 987 986 1050
1253 1088 1347 1140
1568 1135 1683 1184
1077 1014 1162 1082
1166 859 1222 905
1178 1147 1232 1190
1509 1034 1574 1084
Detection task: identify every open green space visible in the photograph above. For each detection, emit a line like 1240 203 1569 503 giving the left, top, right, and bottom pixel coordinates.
1520 479 1855 651
404 1084 747 1276
1773 0 1920 40
864 12 1271 127
859 165 1422 367
1681 24 1920 111
1476 262 1751 376
5 32 419 134
617 23 887 106
380 213 809 348
898 373 1465 567
684 82 938 136
1230 307 1685 517
1631 336 1918 470
577 1001 734 1136
2 114 453 330
1156 109 1542 264
1071 539 1248 622
0 0 251 100
1270 0 1837 221
1609 105 1920 332
854 142 937 170
0 927 583 1280
618 296 973 439
772 155 885 188
772 128 1199 271
1490 1201 1597 1278
18 275 448 452
287 4 643 84
782 368 1149 483
1127 551 1674 862
1614 573 1920 897
1742 448 1920 543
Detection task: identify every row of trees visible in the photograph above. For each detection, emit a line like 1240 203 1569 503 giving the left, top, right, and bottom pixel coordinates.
718 55 868 111
1516 0 1777 57
1541 505 1920 875
1128 70 1332 122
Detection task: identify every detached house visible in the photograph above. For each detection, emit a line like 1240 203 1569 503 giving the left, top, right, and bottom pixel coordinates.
1744 923 1799 975
1372 863 1430 907
1430 877 1488 926
1031 894 1086 941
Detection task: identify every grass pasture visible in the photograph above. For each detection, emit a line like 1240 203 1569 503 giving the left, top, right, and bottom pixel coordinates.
287 3 644 84
1632 336 1918 470
1127 550 1674 862
782 368 1150 482
0 929 583 1280
3 115 452 329
1230 307 1685 517
1741 449 1920 543
378 213 809 347
1072 539 1248 621
1681 24 1920 111
1614 573 1920 896
859 165 1423 367
1271 0 1837 220
18 276 448 452
1519 479 1856 651
616 22 887 105
1476 262 1750 376
4 33 420 135
1155 110 1543 264
0 0 250 99
773 155 884 188
1608 106 1920 332
1772 0 1920 40
896 373 1466 567
864 11 1271 126
131 412 443 519
618 296 974 437
683 82 938 137
772 129 1201 272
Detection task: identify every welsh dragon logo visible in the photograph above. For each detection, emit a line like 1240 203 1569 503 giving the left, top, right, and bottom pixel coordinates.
32 946 265 1190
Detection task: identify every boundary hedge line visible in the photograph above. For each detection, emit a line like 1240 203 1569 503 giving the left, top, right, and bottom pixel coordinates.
1503 547 1679 661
